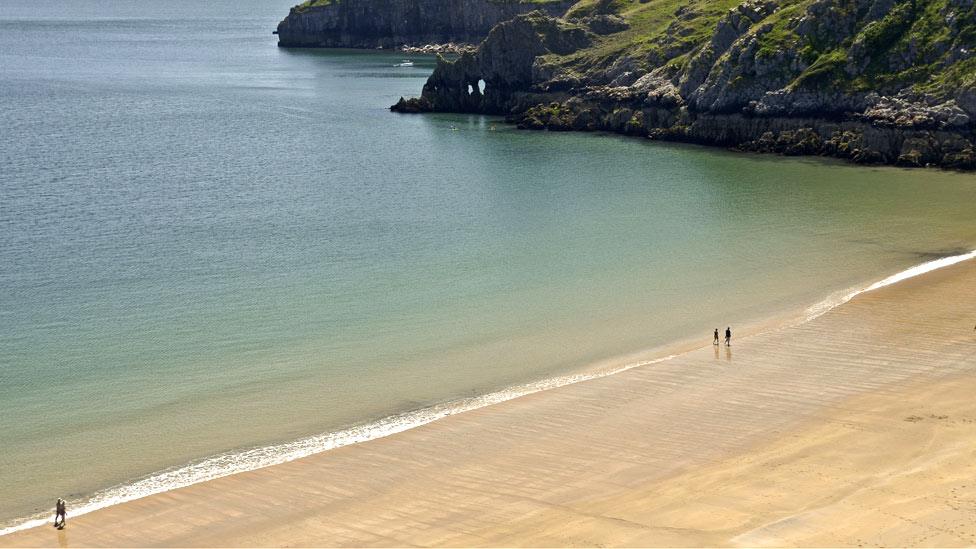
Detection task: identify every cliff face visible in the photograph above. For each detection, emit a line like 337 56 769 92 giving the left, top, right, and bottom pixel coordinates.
393 0 976 169
393 13 596 111
276 0 575 48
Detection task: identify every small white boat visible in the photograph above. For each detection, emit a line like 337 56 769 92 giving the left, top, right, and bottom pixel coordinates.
394 60 414 67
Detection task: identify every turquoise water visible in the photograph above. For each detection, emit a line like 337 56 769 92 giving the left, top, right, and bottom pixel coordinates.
2 0 976 530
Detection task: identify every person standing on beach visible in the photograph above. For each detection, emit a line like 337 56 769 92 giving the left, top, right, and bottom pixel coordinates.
725 327 732 346
53 498 66 529
713 328 720 345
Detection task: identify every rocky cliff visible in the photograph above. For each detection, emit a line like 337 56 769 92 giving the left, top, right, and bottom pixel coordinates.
393 0 976 169
276 0 574 48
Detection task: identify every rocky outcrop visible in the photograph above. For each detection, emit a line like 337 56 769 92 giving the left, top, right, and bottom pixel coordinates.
391 0 976 169
392 11 593 112
400 43 477 55
276 0 574 48
505 88 976 168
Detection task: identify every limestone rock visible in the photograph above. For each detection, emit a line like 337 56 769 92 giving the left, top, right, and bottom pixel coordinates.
276 0 573 48
389 0 976 169
576 15 629 35
402 12 592 113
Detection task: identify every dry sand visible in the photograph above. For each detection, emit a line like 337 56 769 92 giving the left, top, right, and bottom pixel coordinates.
3 260 976 547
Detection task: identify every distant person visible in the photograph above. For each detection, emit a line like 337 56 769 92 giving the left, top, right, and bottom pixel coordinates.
725 327 732 346
53 498 66 529
713 328 719 345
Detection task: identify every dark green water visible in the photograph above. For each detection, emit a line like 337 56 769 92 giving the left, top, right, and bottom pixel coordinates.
1 0 975 531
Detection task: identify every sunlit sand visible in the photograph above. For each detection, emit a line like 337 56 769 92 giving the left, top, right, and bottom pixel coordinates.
4 260 975 547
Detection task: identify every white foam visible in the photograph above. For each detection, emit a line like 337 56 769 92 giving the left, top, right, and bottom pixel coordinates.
804 249 976 321
0 353 678 537
5 248 975 537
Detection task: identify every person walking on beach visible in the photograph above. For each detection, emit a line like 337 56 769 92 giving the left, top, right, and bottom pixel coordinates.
725 327 732 346
53 498 66 529
713 328 720 345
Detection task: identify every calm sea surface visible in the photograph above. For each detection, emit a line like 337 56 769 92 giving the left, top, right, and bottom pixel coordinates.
2 0 975 529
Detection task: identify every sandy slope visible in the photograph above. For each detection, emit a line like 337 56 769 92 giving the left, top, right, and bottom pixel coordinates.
3 260 975 547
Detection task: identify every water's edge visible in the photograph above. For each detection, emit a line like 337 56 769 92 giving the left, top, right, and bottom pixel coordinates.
2 248 974 536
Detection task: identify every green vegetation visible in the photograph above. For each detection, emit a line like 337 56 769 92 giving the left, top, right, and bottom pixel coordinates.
791 48 846 88
755 3 805 59
552 0 741 75
535 0 975 100
860 1 915 52
752 0 976 95
296 0 335 9
919 56 976 92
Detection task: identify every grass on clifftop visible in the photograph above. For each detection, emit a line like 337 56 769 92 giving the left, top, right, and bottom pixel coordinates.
758 0 976 96
541 0 975 100
296 0 334 9
549 0 741 74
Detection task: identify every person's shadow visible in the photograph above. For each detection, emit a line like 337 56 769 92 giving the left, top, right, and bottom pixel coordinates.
725 346 732 362
57 527 68 548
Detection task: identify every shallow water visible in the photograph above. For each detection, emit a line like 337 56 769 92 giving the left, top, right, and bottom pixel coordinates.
1 0 975 529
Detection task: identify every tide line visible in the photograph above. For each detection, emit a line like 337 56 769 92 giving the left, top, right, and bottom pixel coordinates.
4 248 975 537
804 249 976 322
0 353 679 537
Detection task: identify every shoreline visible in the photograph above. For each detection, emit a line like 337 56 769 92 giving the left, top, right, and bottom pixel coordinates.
390 102 976 172
2 249 976 545
1 249 974 539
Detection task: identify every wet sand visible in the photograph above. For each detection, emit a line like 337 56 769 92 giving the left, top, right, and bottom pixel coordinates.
4 260 976 547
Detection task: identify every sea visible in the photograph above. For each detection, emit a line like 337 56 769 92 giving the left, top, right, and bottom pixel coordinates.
1 0 975 533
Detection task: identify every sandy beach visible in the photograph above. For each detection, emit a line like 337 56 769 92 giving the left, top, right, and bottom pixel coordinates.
3 259 976 547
